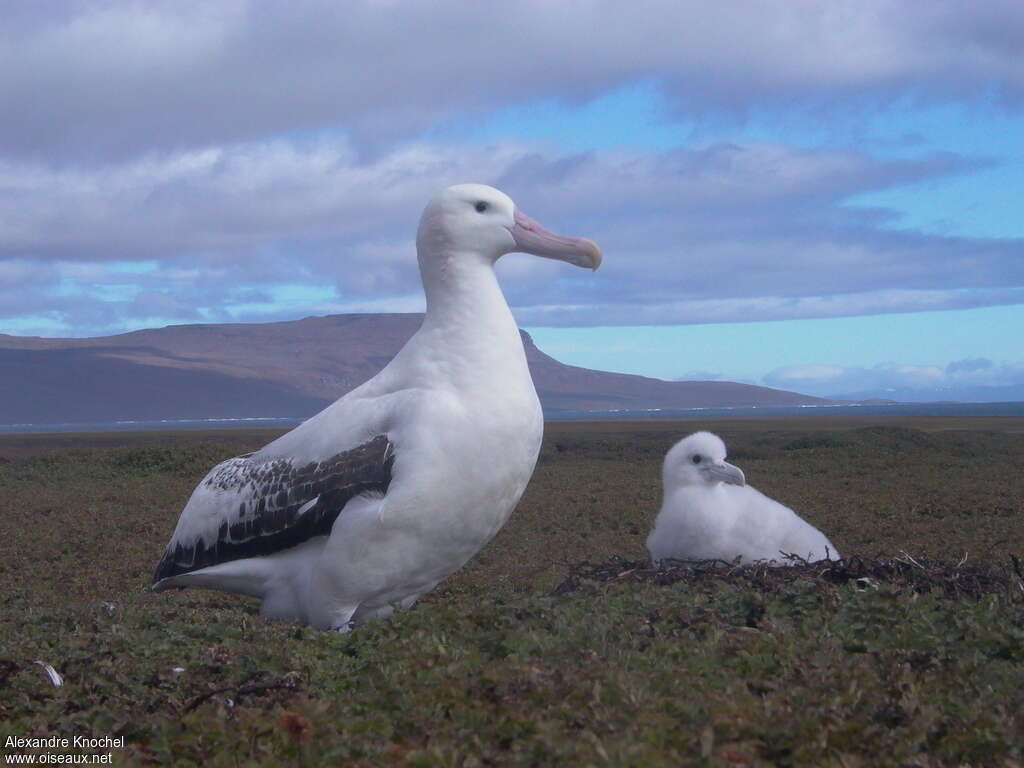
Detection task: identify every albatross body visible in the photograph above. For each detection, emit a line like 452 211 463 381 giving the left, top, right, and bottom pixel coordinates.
647 432 839 565
152 184 601 630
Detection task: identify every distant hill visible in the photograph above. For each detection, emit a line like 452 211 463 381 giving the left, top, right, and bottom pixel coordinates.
0 314 832 423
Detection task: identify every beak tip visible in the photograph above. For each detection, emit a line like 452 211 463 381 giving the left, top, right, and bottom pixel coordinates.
582 239 603 271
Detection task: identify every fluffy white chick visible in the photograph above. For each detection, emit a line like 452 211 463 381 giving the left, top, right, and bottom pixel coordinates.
646 432 840 565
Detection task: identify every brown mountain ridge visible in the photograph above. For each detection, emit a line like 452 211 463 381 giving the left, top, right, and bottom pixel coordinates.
0 314 831 423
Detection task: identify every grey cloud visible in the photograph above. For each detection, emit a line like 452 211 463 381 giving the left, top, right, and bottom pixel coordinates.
0 292 121 333
129 290 205 321
0 256 305 336
494 146 1021 316
329 240 420 298
1 1 1022 162
945 357 993 375
0 259 58 289
495 144 980 220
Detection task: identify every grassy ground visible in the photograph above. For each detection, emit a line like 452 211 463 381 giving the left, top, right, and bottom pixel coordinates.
1 418 1023 765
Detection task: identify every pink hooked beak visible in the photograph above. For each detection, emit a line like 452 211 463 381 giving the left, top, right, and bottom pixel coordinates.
508 209 602 270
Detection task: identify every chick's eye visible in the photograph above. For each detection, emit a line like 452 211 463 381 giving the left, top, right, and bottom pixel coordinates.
691 455 702 464
475 201 488 213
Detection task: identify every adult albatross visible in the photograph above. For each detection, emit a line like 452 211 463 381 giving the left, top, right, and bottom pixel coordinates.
151 184 602 630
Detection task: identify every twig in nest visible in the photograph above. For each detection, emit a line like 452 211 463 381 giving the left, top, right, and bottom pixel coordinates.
896 550 924 569
1011 555 1024 595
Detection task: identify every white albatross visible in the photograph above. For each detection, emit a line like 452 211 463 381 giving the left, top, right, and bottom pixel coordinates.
646 432 840 565
152 184 602 630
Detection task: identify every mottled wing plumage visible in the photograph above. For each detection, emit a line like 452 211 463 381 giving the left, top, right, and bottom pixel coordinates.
152 435 395 583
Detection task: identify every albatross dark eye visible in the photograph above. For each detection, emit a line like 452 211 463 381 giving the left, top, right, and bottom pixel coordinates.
475 201 488 213
691 454 702 464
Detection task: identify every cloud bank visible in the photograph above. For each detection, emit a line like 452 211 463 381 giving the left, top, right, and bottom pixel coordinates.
3 1 1022 162
2 139 1021 333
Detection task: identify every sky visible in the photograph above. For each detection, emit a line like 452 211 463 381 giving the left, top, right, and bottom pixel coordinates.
1 1 1022 401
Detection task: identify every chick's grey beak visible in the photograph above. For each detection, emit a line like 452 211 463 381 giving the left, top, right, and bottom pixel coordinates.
509 209 602 270
704 461 746 486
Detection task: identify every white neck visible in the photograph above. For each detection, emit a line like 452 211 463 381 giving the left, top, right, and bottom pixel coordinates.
416 249 529 386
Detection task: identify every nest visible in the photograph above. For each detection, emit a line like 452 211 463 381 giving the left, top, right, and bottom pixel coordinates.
552 552 1024 601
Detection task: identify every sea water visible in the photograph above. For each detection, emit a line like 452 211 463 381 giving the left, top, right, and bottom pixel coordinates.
1 402 1022 435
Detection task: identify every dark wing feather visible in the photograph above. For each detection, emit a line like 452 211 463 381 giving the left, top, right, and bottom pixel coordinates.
152 434 395 583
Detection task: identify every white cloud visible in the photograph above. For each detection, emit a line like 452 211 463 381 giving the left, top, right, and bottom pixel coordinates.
676 370 725 382
511 288 1024 327
0 140 526 261
764 357 1024 398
